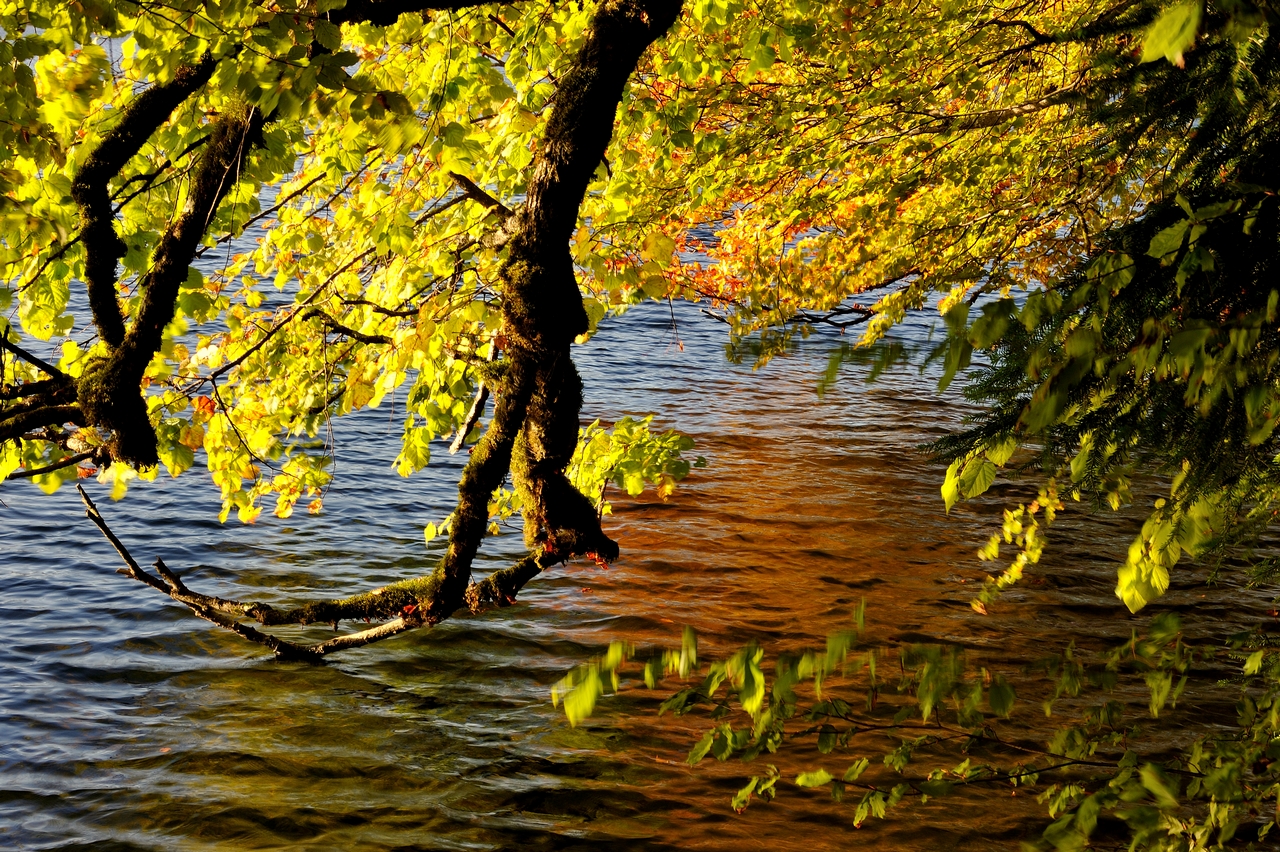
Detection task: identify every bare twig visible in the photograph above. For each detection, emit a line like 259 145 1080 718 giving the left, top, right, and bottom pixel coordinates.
450 345 497 454
77 484 168 593
791 304 874 329
78 484 326 658
14 235 82 294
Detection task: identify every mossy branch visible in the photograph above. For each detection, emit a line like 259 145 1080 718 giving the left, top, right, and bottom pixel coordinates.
78 484 425 660
0 404 84 443
70 54 218 349
77 104 265 467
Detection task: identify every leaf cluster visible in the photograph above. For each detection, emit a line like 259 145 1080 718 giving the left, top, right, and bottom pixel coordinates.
558 610 1280 850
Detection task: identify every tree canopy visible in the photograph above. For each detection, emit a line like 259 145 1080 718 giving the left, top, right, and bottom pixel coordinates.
0 0 1276 635
2 0 1280 843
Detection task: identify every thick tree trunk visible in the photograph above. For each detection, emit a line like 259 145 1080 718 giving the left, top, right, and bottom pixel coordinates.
432 0 685 616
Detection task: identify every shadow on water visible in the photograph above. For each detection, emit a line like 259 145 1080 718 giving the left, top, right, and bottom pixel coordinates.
1 302 1273 850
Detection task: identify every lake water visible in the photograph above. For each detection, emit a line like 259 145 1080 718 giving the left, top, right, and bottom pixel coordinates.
2 298 1272 851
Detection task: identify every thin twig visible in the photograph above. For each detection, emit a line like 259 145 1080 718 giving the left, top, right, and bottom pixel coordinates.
302 309 394 344
15 235 82 294
111 133 212 211
450 346 497 454
194 171 327 258
77 484 168 593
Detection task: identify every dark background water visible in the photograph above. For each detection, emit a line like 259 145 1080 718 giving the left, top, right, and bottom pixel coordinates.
2 299 1273 851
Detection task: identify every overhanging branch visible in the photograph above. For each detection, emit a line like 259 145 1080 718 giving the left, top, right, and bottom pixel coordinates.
68 0 688 662
76 483 423 660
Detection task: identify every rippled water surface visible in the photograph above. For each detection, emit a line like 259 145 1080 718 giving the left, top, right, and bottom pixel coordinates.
2 301 1273 851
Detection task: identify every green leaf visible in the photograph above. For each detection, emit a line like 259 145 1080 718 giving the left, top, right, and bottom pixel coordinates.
1147 219 1189 261
731 777 758 812
563 668 603 725
817 725 836 754
918 780 954 797
1086 251 1135 294
158 441 195 477
747 44 777 73
1139 763 1180 810
640 231 676 267
984 435 1017 467
795 768 833 787
1116 559 1171 613
941 458 962 513
1244 649 1265 675
738 652 766 717
843 758 870 782
314 20 342 51
989 676 1015 717
938 335 973 392
1140 1 1203 66
968 299 1014 349
687 731 714 765
958 457 997 499
1075 794 1102 839
658 687 697 716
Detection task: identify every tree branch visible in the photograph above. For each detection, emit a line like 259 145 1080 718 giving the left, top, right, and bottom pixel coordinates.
69 0 688 662
71 54 219 349
449 170 513 218
0 333 69 381
301 309 394 344
0 404 84 443
0 378 67 401
911 86 1084 135
444 0 684 616
79 104 265 467
77 483 428 660
450 345 497 454
329 0 521 27
6 450 97 480
791 304 874 329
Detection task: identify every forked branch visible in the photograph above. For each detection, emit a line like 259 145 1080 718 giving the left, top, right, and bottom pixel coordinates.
75 483 583 660
76 483 423 660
